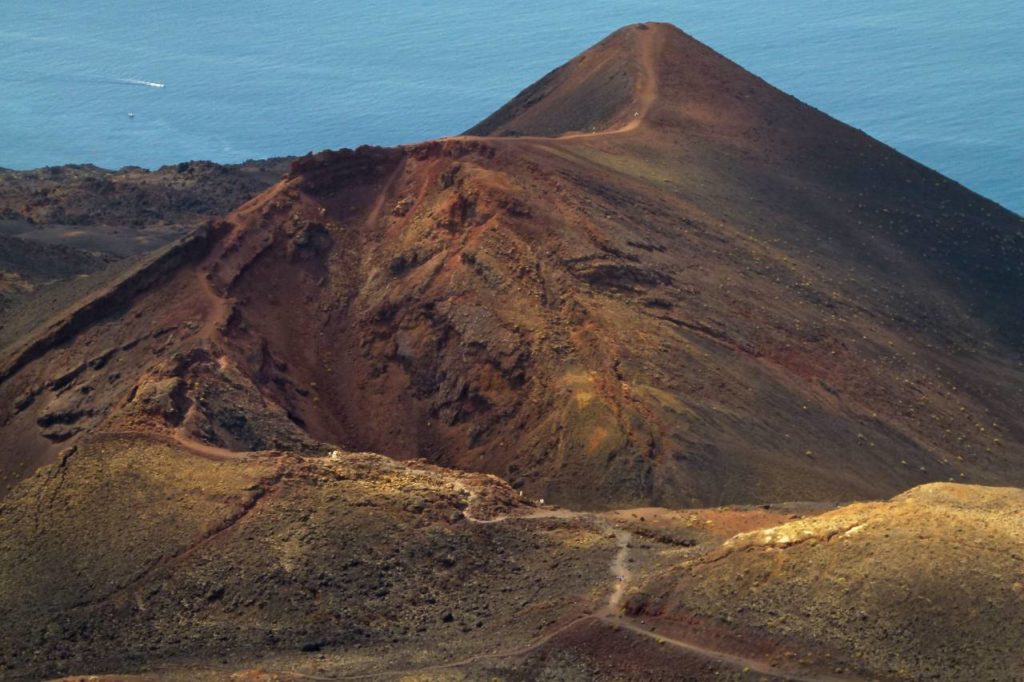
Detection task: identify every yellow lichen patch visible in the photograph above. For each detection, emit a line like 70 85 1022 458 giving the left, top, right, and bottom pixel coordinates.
586 424 612 455
557 371 599 407
716 502 882 553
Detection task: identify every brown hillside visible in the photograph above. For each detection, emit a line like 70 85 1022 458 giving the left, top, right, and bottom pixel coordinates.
2 24 1023 509
0 431 827 681
0 434 615 679
465 24 647 137
4 21 1024 682
629 483 1024 680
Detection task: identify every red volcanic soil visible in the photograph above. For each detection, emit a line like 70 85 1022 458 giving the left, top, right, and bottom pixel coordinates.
4 21 1024 682
2 23 1024 510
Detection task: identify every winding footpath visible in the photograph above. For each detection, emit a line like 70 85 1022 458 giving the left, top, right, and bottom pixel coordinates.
275 496 856 682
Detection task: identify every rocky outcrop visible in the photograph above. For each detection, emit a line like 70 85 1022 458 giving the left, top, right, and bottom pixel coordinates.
631 483 1024 680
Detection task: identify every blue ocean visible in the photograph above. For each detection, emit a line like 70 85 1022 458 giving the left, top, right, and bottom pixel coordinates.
1 1 1021 212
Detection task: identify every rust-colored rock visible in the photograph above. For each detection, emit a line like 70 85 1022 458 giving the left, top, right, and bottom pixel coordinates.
3 25 1024 510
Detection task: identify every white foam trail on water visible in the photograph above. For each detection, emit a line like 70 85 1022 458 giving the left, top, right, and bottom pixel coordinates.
117 78 165 88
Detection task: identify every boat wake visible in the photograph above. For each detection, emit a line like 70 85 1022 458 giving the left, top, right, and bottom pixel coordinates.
116 78 165 88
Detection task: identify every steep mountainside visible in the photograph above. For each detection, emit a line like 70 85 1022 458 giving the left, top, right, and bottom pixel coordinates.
465 25 646 137
2 20 1024 682
2 23 1023 510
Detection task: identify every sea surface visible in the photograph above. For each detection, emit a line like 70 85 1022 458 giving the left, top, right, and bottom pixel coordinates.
1 1 1021 212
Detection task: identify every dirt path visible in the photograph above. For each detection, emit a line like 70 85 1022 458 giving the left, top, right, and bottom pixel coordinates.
362 160 406 232
192 212 248 343
605 528 632 613
195 267 232 341
560 23 660 140
603 617 853 682
431 24 663 150
166 429 247 460
275 497 859 682
101 429 248 462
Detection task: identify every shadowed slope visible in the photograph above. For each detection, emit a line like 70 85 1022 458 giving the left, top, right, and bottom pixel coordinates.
464 24 648 138
630 483 1024 680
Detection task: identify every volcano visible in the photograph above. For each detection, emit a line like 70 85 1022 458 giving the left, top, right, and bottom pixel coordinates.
2 22 1024 681
5 23 1022 508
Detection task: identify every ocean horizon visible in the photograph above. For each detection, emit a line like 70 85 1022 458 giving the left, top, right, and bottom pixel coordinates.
1 1 1021 213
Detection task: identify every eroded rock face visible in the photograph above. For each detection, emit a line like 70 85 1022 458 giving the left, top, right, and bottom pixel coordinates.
3 24 1024 512
125 376 188 423
212 124 1024 508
